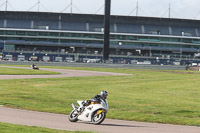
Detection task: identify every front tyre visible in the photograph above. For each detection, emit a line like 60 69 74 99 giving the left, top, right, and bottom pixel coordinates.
68 110 78 122
91 110 106 125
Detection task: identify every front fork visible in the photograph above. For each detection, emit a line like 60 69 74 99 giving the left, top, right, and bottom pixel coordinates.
72 103 77 110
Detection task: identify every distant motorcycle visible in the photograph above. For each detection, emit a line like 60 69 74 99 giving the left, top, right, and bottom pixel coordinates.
31 64 39 70
68 99 109 125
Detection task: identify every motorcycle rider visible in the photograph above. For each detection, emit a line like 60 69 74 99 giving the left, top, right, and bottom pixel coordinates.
77 90 108 112
32 64 36 68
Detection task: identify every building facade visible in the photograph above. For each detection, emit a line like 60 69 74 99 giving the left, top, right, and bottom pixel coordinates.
1 11 200 64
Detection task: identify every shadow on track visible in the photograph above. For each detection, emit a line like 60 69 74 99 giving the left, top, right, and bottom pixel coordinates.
101 123 147 128
81 122 147 128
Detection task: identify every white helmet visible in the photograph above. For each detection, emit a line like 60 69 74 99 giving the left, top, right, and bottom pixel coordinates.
100 90 108 99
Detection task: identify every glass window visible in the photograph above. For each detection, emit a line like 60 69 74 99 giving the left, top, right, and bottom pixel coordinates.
110 41 118 45
37 38 48 42
49 39 59 43
192 39 200 44
16 31 26 35
94 34 103 39
60 33 71 37
5 31 15 35
170 38 181 42
0 30 4 35
82 34 93 38
71 40 82 43
49 32 59 37
82 40 102 44
115 35 126 40
127 36 137 40
160 37 171 42
110 35 115 39
182 38 192 43
146 37 160 42
27 31 38 36
71 33 82 37
38 32 49 36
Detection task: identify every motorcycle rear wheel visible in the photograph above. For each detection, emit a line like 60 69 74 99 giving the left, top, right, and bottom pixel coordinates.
91 110 106 125
68 110 78 122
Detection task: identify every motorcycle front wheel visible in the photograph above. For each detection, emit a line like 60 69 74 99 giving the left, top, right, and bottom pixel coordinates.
91 110 106 125
68 110 78 122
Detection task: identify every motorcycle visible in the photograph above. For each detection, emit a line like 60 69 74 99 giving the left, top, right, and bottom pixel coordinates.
31 65 39 70
68 99 109 125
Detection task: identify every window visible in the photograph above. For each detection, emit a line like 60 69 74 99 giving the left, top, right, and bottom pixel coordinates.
60 33 70 37
38 32 49 36
16 31 26 35
5 31 15 35
182 38 192 43
27 31 38 36
71 33 82 38
0 30 4 35
94 34 103 39
115 35 126 40
82 34 93 38
49 39 59 43
127 36 137 40
49 32 59 37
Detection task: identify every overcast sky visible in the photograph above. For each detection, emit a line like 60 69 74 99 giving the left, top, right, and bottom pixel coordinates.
1 0 200 20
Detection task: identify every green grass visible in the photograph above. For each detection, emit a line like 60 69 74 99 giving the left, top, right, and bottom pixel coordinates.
0 66 200 126
0 122 92 133
0 67 60 75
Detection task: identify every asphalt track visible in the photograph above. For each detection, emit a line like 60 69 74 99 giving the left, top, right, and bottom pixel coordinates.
0 66 199 133
0 107 199 133
0 66 131 79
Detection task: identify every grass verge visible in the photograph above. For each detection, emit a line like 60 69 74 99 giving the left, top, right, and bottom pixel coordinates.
0 67 60 75
0 66 200 126
0 122 92 133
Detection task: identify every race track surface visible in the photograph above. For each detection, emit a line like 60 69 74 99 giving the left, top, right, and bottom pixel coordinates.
0 66 199 133
0 66 131 79
0 107 199 133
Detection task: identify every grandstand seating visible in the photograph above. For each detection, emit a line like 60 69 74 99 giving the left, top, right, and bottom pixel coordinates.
171 26 196 36
6 19 30 29
117 24 142 34
61 21 86 31
144 25 169 35
33 20 58 30
0 11 199 37
89 22 104 32
0 20 3 27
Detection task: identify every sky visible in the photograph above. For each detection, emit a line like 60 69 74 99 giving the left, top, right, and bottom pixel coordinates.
1 0 200 20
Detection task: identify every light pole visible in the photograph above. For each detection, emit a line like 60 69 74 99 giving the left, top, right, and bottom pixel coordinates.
103 0 111 63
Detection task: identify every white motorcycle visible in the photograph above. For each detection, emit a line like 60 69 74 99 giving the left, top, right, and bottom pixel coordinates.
68 99 109 124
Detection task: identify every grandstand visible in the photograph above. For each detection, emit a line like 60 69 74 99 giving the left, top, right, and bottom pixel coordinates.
1 11 200 64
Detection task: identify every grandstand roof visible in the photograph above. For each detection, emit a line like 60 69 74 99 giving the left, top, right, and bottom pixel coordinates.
1 11 200 27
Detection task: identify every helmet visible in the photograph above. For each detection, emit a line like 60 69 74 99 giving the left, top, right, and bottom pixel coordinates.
100 90 108 99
